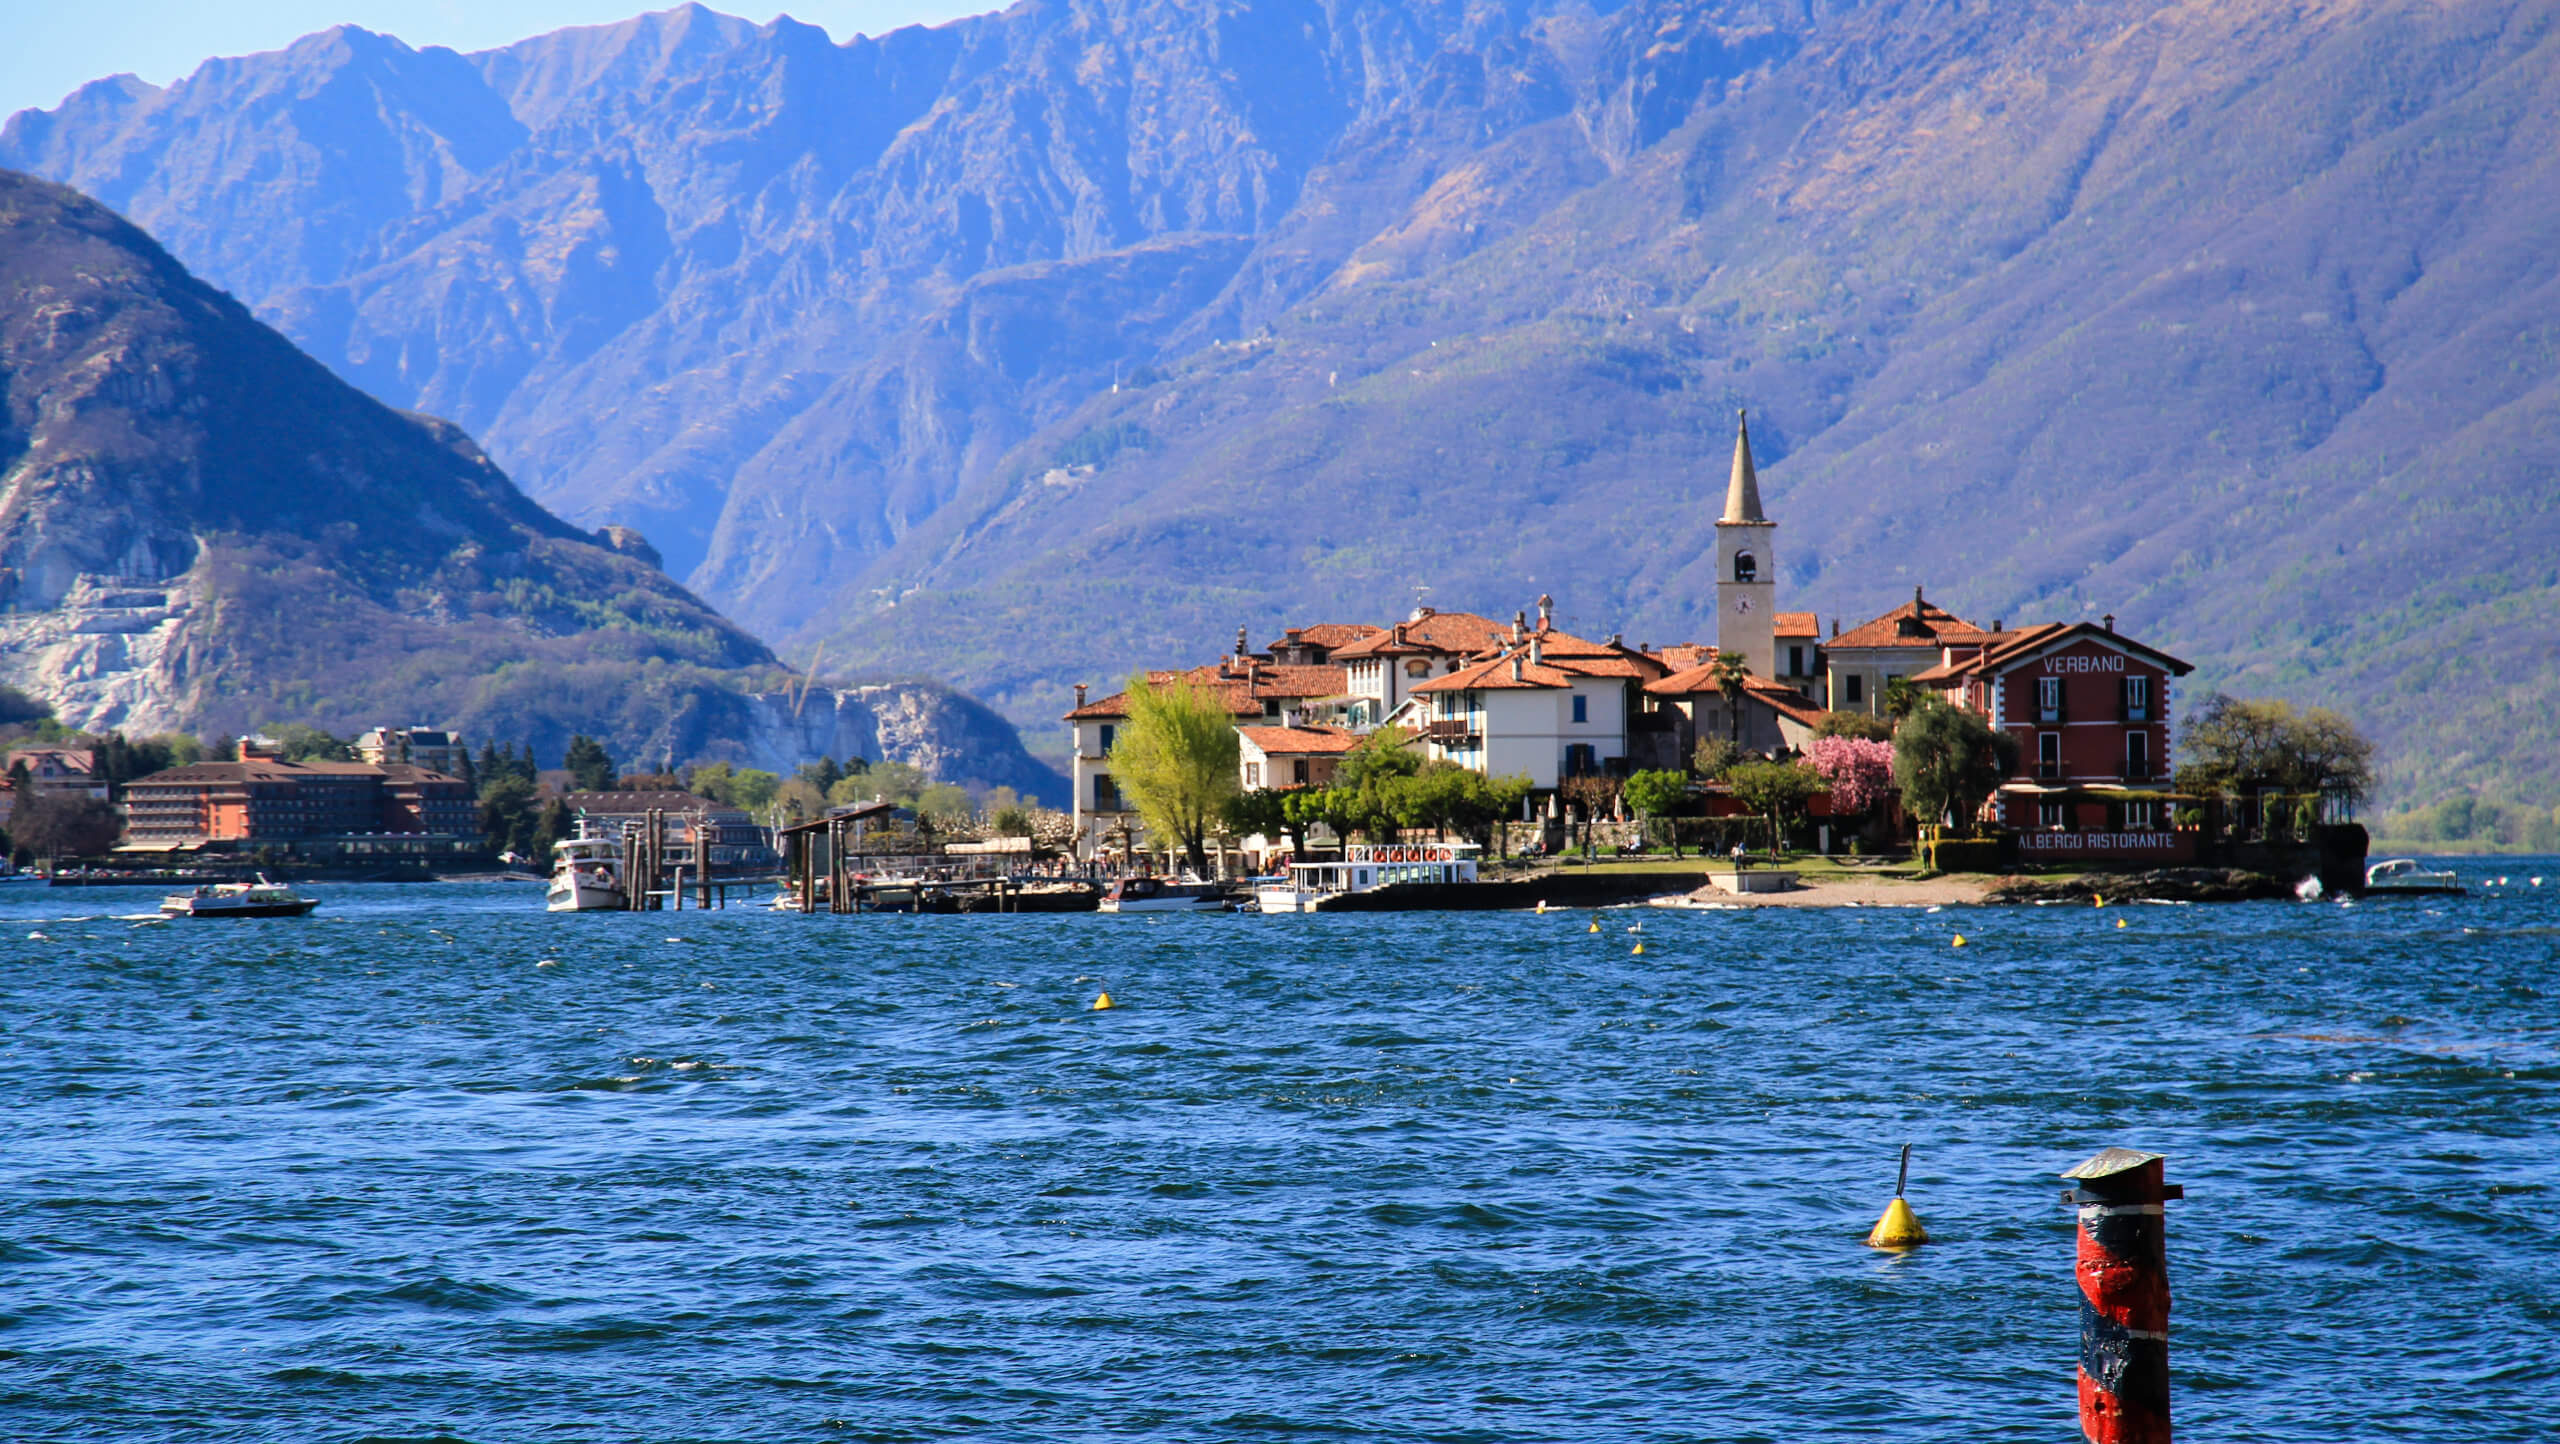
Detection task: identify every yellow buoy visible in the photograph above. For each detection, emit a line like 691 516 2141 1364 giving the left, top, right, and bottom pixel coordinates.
1951 933 1966 947
1588 919 1601 934
1535 901 1549 914
2094 895 2105 908
2116 917 2128 929
1631 942 1645 956
1865 1144 1929 1250
1092 991 1114 1011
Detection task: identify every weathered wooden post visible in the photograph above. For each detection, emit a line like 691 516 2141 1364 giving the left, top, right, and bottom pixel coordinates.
2061 1148 2184 1444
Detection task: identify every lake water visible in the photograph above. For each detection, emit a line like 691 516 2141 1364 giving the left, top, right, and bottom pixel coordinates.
2 862 2553 1442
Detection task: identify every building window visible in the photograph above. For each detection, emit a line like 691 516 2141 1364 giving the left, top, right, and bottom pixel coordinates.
1094 773 1119 811
1565 743 1598 776
2123 675 2151 722
2124 730 2151 782
1405 659 1430 677
2123 800 2155 830
1845 674 1864 706
2038 800 2066 829
1733 552 1757 583
1099 723 1116 753
1245 762 1262 788
2037 676 2065 723
1294 760 1310 785
1787 645 1805 676
2038 731 2062 781
1572 694 1588 723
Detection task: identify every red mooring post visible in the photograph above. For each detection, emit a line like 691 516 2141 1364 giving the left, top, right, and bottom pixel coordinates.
2061 1148 2185 1443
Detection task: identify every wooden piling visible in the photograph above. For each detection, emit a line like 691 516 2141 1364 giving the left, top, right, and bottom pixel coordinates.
2062 1148 2183 1443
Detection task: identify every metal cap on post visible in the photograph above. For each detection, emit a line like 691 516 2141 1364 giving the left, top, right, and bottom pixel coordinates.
2061 1148 2185 1444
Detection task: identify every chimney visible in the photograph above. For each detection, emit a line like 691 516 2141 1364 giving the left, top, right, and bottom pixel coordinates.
1607 632 1623 649
1235 625 1249 657
1992 619 2003 634
1639 641 1652 655
1537 593 1554 630
1832 619 1841 638
1530 635 1544 666
1074 683 1089 708
1512 609 1527 642
1509 655 1524 682
1914 584 1926 608
2103 613 2117 633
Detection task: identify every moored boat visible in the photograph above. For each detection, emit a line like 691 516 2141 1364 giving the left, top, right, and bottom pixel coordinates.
1098 876 1232 913
548 829 628 912
1256 843 1481 913
2362 858 2465 896
160 876 319 918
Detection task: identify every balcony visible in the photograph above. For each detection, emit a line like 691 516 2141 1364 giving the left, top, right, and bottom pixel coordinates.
2036 761 2065 782
1422 719 1480 744
2120 760 2154 782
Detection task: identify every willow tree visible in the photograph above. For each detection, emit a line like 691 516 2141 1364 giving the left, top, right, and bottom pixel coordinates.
1111 674 1241 875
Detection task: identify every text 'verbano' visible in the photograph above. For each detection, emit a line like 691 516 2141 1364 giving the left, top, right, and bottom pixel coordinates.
2041 653 2127 674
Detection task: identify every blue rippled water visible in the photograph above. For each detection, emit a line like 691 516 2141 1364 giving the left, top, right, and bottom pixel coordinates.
2 862 2554 1442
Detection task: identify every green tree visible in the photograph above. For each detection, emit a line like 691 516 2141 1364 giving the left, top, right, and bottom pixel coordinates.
1892 698 2020 836
1882 677 1923 722
477 773 540 858
1711 652 1753 744
1336 726 1421 791
1622 769 1693 857
1224 787 1300 856
1813 710 1894 742
2177 694 2377 811
689 760 738 803
532 797 574 857
564 734 616 793
728 769 782 813
1691 736 1742 780
798 757 845 794
1560 773 1621 856
259 723 353 762
11 789 121 867
1725 758 1823 853
1108 674 1242 873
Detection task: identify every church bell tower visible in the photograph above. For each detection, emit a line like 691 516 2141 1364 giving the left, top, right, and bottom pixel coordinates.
1715 411 1776 682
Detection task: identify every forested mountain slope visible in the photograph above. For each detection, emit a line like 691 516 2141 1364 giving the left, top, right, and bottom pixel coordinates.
10 0 2557 806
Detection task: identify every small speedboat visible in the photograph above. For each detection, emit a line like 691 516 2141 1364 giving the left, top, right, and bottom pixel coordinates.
1098 876 1231 913
2363 858 2465 896
160 877 320 918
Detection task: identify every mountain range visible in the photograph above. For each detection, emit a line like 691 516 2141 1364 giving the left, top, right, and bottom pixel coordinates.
6 0 2557 808
0 169 1062 800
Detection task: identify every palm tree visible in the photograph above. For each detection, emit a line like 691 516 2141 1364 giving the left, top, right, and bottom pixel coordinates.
1711 651 1753 745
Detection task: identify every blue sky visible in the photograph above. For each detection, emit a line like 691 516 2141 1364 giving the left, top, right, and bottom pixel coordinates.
1 1 989 121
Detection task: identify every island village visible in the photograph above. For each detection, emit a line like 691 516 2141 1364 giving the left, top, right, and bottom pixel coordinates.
1 412 2381 914
1058 414 2240 902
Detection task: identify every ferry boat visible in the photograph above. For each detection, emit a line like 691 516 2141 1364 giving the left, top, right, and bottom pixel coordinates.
1098 876 1232 913
2362 858 2465 896
1256 843 1481 913
548 829 628 912
160 876 319 918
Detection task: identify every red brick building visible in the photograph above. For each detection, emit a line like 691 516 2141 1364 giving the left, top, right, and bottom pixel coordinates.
1917 618 2196 859
123 758 479 854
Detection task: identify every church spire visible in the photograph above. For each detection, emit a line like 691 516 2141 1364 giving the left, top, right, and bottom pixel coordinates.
1721 410 1765 524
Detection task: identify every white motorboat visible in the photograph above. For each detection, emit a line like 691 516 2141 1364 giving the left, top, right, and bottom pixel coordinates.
2362 858 2464 896
161 876 319 918
1098 876 1232 913
1255 843 1481 913
548 830 628 912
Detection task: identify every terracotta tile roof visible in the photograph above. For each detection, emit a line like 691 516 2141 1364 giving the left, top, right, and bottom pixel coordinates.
1959 622 2195 678
1745 677 1828 726
1644 659 1743 696
1066 661 1349 720
1649 643 1716 671
1332 609 1509 659
1265 622 1383 652
1644 667 1824 725
1237 725 1365 755
1825 595 1990 651
1774 612 1820 638
1410 655 1578 692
